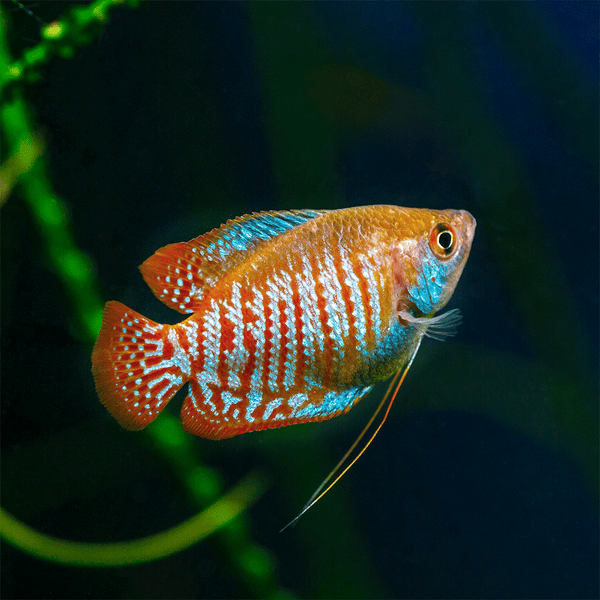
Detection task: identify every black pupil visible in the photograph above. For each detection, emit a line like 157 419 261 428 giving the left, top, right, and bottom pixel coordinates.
438 230 453 250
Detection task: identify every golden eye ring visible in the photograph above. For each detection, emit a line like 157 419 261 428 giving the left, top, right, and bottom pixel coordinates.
429 223 457 259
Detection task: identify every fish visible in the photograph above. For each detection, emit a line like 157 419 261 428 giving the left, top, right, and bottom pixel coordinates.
92 205 475 442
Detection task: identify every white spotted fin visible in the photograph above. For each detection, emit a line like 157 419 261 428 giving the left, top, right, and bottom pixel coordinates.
92 301 187 430
139 210 327 314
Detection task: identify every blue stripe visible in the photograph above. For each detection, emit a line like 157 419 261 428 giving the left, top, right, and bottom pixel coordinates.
265 279 282 392
290 386 374 419
222 281 247 389
320 250 348 360
362 261 382 343
338 245 367 356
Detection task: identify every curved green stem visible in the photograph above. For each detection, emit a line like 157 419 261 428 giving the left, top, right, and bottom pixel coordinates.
1 6 287 595
0 471 268 566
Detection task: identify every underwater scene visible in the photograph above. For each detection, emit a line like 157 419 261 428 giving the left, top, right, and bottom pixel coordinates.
1 1 598 598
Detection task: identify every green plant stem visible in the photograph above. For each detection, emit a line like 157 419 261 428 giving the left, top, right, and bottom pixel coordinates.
0 6 289 597
0 471 268 566
2 0 143 94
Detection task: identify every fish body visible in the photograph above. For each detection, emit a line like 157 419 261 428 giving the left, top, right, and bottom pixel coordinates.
92 205 475 439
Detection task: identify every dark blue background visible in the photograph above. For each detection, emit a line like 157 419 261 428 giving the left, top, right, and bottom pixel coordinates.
2 2 598 598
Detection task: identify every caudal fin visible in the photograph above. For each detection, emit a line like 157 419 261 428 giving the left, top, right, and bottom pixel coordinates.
92 301 186 430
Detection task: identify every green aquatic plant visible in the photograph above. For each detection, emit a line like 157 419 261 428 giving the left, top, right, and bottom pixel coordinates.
0 470 267 566
0 4 286 597
3 0 143 95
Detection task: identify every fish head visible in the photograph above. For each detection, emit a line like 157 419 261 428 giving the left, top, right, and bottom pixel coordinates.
392 208 476 317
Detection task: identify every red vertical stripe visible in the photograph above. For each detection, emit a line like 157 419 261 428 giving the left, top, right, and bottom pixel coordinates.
261 280 273 395
289 267 306 388
276 297 288 390
352 257 373 348
238 280 258 394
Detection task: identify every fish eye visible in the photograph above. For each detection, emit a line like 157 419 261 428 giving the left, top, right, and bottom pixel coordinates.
429 223 457 259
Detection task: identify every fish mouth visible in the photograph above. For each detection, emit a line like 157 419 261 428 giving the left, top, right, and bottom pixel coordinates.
458 210 477 243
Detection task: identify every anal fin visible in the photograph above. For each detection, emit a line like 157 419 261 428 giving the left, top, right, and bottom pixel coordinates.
179 381 373 440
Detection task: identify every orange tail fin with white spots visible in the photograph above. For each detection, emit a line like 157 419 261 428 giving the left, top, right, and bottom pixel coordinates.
92 301 187 430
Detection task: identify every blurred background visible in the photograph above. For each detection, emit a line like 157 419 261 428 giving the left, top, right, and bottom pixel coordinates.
1 1 598 598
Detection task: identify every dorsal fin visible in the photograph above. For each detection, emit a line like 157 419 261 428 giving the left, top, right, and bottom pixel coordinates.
140 209 328 314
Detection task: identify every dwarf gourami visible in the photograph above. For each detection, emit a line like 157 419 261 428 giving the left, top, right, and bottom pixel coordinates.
92 205 475 522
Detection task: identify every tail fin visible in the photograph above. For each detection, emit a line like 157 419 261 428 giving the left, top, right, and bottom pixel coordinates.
92 301 186 430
